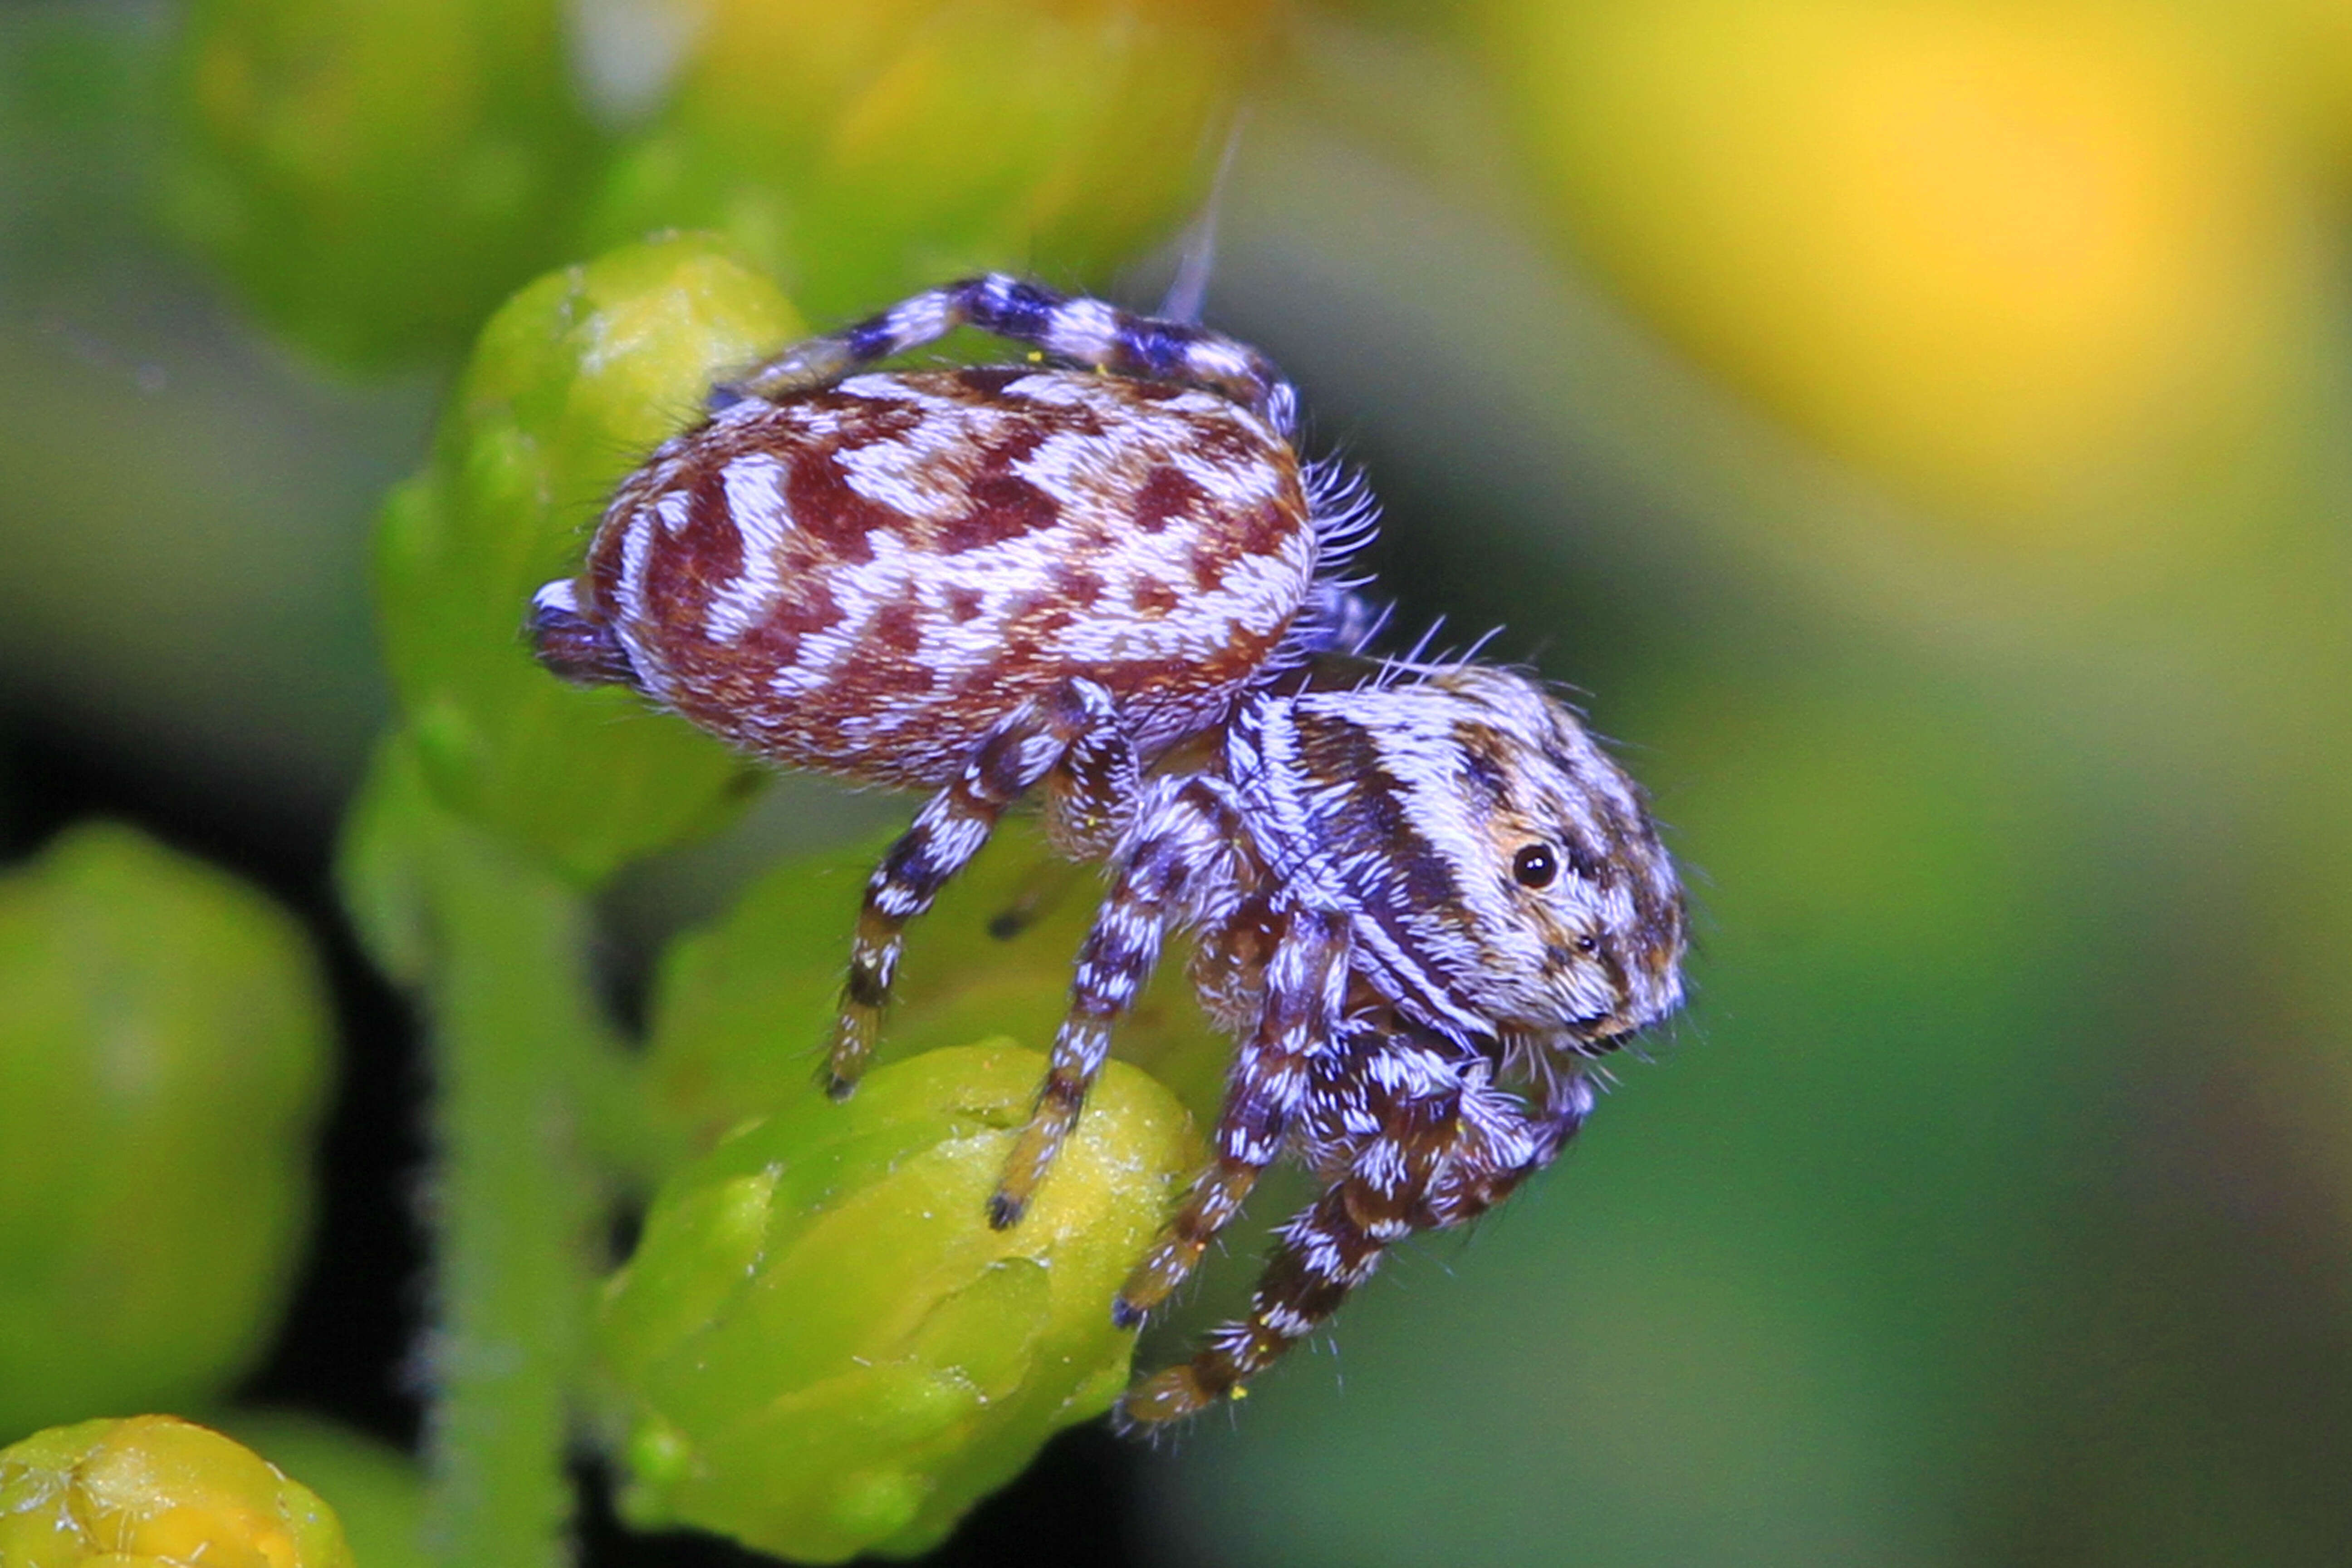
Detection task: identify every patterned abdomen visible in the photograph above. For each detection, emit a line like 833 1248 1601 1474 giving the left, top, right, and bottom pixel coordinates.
537 366 1318 787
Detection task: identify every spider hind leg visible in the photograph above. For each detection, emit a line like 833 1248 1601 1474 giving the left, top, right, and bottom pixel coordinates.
823 679 1132 1098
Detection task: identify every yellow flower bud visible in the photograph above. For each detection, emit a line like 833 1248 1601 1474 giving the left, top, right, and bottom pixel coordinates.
0 1415 353 1568
376 235 790 883
598 1044 1199 1563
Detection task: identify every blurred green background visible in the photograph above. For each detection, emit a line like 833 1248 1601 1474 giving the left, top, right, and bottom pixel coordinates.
5 0 2352 1564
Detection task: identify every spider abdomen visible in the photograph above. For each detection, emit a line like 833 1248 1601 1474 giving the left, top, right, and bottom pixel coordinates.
536 364 1317 788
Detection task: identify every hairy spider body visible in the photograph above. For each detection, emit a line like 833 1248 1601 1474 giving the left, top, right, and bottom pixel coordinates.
529 277 1686 1431
533 367 1336 789
534 274 1372 1089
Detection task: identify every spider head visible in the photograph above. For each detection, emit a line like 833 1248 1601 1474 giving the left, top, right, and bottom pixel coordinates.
1264 664 1686 1051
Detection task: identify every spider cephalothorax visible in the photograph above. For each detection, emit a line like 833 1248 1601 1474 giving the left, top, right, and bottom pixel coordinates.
1047 656 1685 1424
1231 662 1685 1048
529 276 1685 1428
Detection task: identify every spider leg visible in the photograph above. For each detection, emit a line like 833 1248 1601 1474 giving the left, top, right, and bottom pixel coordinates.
1112 908 1349 1328
974 723 1136 941
1421 1066 1595 1225
1115 1163 1403 1431
1117 1039 1593 1429
1039 713 1140 862
823 678 1127 1099
1114 1029 1447 1428
987 778 1250 1230
718 274 1298 433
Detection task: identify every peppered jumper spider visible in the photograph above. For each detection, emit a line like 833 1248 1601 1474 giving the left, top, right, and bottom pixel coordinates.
531 275 1687 1426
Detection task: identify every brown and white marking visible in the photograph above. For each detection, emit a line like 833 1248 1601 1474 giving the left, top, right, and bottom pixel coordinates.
550 367 1323 788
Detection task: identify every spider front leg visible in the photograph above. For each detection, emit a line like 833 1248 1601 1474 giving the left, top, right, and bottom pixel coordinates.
1117 1169 1400 1431
717 274 1298 432
824 678 1133 1099
1117 1044 1591 1429
1117 1068 1450 1429
987 778 1251 1230
1112 907 1350 1329
1423 1064 1597 1225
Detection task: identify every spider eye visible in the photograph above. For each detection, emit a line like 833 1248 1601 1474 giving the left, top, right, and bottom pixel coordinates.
1512 843 1559 889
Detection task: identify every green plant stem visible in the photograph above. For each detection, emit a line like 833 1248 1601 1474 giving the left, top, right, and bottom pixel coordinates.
414 808 617 1568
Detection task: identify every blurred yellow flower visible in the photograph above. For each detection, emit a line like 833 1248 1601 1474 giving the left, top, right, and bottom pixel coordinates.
1493 0 2318 535
581 0 1284 318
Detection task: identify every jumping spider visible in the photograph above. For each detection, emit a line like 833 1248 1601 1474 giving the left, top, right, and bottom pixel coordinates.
531 275 1687 1427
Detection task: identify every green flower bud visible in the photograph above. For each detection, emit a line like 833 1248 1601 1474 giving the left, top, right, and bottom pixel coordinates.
0 825 333 1441
377 234 794 884
165 0 599 370
598 1043 1199 1563
646 818 1231 1154
580 0 1287 319
0 1415 353 1568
